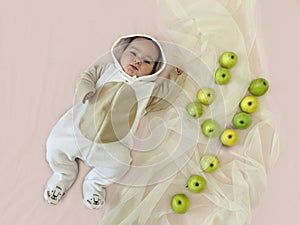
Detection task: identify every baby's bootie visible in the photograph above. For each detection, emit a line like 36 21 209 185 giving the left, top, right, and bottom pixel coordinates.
44 183 65 205
84 187 106 209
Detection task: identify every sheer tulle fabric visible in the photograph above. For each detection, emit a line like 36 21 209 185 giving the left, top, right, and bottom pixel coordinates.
99 0 279 224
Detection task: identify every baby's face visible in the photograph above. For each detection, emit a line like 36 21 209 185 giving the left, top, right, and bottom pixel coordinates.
120 38 160 77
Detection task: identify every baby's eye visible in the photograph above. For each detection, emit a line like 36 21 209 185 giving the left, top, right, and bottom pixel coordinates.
144 60 151 64
130 51 137 56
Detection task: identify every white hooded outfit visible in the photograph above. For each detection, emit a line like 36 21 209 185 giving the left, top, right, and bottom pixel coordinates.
44 34 186 208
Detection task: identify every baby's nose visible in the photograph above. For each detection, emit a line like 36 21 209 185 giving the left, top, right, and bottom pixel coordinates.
133 57 142 64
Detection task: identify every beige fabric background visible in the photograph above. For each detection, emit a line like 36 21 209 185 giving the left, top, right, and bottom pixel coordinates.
0 0 299 224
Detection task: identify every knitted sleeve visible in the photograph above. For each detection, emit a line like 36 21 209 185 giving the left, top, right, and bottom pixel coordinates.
75 64 107 103
145 67 187 113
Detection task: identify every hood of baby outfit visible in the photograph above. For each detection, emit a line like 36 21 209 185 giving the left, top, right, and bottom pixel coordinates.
111 34 166 83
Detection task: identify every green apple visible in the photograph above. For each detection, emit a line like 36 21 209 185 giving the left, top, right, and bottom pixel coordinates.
239 95 259 114
197 88 216 105
214 67 231 85
201 119 221 138
248 78 269 96
171 194 190 214
232 112 252 129
186 102 203 118
219 52 238 68
200 154 219 172
187 175 206 193
220 129 239 146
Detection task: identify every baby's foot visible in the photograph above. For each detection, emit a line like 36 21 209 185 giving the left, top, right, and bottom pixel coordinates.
84 188 106 209
44 185 65 205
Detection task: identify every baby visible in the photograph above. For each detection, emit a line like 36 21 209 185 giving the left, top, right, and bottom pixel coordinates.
44 34 186 209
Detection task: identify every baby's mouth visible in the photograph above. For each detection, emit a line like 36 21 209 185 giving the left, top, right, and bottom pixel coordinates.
129 64 138 71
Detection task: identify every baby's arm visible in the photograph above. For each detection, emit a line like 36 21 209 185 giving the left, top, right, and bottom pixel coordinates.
76 64 107 103
145 67 187 112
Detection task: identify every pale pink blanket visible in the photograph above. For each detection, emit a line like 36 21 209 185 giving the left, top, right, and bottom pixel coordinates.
1 0 299 225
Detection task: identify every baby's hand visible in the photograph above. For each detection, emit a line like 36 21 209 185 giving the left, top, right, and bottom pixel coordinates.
83 91 95 103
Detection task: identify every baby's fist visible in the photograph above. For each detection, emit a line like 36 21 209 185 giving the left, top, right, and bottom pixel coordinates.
83 91 94 103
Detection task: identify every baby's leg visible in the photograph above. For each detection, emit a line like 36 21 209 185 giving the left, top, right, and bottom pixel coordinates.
44 127 80 204
83 162 130 209
82 169 106 209
45 147 79 204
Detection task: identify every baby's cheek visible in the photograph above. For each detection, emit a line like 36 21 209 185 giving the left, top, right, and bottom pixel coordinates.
146 66 154 75
148 64 155 72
